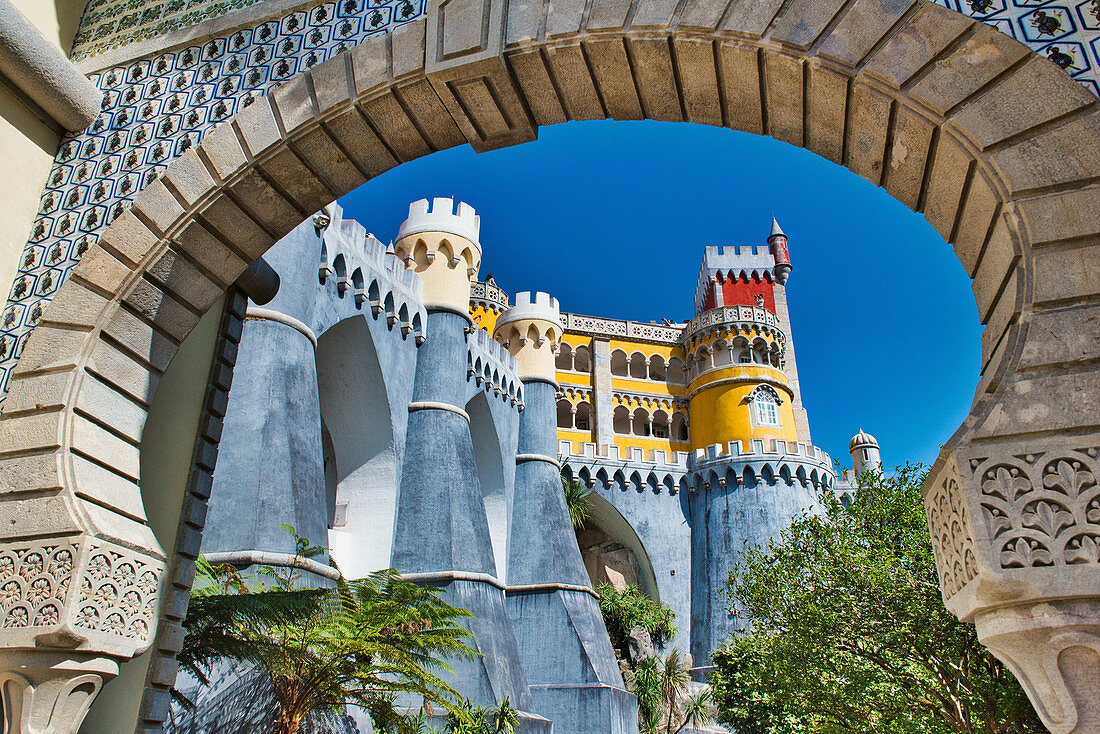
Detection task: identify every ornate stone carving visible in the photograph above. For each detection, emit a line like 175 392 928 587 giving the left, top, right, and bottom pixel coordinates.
925 466 980 599
0 537 162 655
0 650 118 734
977 449 1099 569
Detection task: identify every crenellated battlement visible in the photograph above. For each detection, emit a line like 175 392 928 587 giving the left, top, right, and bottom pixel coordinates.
468 326 524 408
317 203 426 344
397 197 481 247
496 291 561 329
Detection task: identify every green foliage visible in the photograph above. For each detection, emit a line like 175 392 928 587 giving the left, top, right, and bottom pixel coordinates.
710 466 1045 734
428 697 520 733
561 472 593 529
596 582 676 654
178 531 481 734
627 650 714 734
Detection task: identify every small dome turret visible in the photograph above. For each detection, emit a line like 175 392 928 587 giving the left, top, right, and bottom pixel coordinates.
849 429 882 477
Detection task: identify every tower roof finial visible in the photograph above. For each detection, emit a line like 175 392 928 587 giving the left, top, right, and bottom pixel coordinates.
769 217 785 238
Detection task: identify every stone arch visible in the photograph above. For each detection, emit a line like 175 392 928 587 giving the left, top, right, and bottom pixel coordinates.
315 315 398 580
0 0 1096 729
465 390 509 580
577 492 661 603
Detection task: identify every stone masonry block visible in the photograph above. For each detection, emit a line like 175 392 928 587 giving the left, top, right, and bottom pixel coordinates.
71 413 140 481
160 148 217 208
2 371 70 415
0 411 61 459
763 51 803 146
123 279 200 343
586 0 631 31
293 126 369 197
75 375 148 444
818 0 917 67
718 43 763 135
974 371 1099 439
0 494 79 542
173 220 249 286
1018 304 1100 371
258 148 335 213
272 73 319 134
0 452 62 495
156 619 187 655
584 40 642 121
846 83 891 186
721 0 785 38
862 2 972 88
196 117 248 182
950 56 1095 150
147 654 180 688
71 245 134 296
324 107 400 177
227 170 305 238
545 0 585 38
200 195 276 260
394 79 465 150
98 209 163 268
923 132 971 241
146 247 225 309
952 170 999 275
425 0 507 69
981 268 1018 363
505 0 543 46
1033 241 1100 306
678 0 730 31
87 338 162 405
971 216 1018 322
350 31 393 96
392 18 427 79
172 557 197 590
9 325 86 375
71 455 145 522
769 0 849 50
131 179 186 237
806 64 848 164
233 96 284 158
633 0 679 29
1017 188 1100 247
909 25 1030 117
506 50 568 126
629 38 683 122
102 302 180 374
674 38 722 127
39 280 109 329
543 44 603 120
990 111 1100 195
311 53 353 113
139 688 172 723
360 93 432 160
884 104 935 210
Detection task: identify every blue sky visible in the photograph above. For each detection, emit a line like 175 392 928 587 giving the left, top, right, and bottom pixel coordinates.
339 120 980 471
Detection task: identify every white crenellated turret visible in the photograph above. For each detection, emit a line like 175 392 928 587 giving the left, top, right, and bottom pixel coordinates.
394 198 482 312
397 197 481 247
493 291 563 382
849 429 881 476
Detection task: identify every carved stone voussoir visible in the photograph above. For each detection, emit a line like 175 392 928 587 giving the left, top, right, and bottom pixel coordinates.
0 535 163 659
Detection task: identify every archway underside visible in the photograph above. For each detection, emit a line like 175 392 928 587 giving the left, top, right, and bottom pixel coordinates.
0 0 1097 731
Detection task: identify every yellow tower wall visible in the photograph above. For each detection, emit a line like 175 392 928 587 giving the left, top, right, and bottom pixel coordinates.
687 365 797 449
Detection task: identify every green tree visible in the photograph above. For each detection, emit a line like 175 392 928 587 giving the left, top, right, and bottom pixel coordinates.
178 543 480 733
710 465 1044 734
628 651 714 734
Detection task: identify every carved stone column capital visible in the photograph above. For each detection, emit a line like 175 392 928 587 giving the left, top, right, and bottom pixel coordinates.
0 650 119 734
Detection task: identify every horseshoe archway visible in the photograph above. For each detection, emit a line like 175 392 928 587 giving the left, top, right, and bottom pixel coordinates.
0 0 1097 731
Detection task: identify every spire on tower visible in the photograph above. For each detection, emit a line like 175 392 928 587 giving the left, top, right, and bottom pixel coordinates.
767 217 791 283
769 217 785 238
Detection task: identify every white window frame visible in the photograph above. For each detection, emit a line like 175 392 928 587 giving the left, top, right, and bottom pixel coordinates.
751 386 782 428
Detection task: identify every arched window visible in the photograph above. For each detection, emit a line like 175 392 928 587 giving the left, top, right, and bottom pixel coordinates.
574 345 592 373
648 355 666 381
632 407 650 436
556 342 574 371
713 340 732 367
613 405 631 434
671 413 688 442
575 401 592 431
629 352 648 379
750 386 782 428
611 350 628 376
652 410 670 438
557 399 573 429
667 356 685 385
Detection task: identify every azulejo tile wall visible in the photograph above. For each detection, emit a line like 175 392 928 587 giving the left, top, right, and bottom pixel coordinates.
0 0 1097 401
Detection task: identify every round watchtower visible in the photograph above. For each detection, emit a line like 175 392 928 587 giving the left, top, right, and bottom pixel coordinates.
849 429 882 476
493 291 563 383
394 197 481 312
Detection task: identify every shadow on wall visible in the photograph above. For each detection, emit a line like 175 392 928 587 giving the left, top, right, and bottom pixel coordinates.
578 493 659 602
